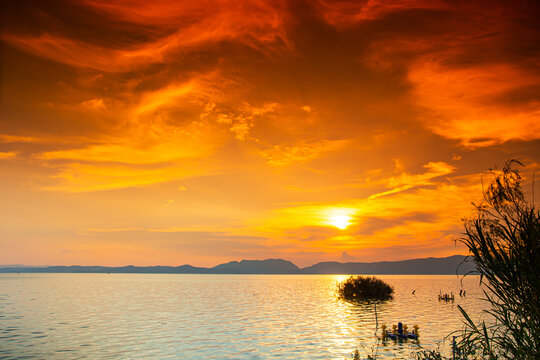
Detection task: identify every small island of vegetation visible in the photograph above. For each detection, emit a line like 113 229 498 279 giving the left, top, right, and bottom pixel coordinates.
338 275 394 301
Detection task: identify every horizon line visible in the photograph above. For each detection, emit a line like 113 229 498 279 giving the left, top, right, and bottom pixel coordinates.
0 254 469 269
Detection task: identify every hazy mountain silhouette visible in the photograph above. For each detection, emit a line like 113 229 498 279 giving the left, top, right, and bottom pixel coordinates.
300 255 475 275
0 255 475 274
212 259 300 274
0 264 210 274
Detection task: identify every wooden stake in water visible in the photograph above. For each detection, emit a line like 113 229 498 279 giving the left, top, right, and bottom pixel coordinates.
452 336 457 360
374 303 378 333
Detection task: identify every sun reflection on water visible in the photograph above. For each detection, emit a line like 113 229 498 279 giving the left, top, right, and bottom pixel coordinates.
0 274 486 359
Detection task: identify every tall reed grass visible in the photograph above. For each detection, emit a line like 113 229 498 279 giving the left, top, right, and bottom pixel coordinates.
456 160 539 359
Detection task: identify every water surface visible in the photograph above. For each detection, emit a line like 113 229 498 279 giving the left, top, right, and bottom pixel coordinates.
0 274 486 359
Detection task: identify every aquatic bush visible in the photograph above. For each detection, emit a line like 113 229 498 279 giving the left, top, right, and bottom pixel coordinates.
457 160 540 359
338 275 393 301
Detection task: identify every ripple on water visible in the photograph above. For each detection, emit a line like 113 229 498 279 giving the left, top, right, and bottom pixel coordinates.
0 274 486 359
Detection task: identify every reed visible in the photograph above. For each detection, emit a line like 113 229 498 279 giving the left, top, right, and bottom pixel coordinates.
456 160 540 359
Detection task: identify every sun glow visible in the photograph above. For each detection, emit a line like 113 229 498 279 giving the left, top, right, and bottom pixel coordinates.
326 209 355 229
334 275 349 283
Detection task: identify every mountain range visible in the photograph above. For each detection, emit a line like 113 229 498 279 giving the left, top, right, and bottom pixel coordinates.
0 255 476 275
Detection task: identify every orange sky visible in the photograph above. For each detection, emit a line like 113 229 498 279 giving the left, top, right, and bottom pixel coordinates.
1 0 539 267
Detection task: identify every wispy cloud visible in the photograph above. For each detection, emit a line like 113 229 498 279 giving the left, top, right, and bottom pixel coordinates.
2 0 290 72
261 139 351 166
369 161 455 199
0 151 17 159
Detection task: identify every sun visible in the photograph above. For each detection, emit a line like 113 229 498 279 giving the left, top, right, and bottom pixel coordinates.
329 214 352 229
326 210 354 229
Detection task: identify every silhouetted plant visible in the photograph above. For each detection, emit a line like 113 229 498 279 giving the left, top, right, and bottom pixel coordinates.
348 343 380 360
338 275 393 301
457 160 539 359
413 349 446 360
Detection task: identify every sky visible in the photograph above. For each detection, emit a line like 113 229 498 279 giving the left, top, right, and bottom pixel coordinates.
1 0 539 267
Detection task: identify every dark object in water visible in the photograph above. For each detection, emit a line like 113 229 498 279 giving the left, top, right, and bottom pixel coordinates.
385 332 419 340
381 323 419 340
438 293 454 301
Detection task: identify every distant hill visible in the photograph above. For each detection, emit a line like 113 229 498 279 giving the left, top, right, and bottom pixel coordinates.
300 255 475 275
212 259 299 274
0 255 476 275
0 264 210 274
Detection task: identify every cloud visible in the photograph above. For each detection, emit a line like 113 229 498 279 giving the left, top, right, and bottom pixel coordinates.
341 251 355 261
203 102 280 141
409 61 540 147
0 135 40 143
134 79 200 117
347 1 540 147
2 32 162 72
80 226 272 259
313 0 445 28
85 227 143 233
31 74 227 191
368 161 455 199
2 0 290 72
80 98 106 110
0 151 17 159
260 139 351 166
37 118 216 165
353 212 438 236
42 162 213 192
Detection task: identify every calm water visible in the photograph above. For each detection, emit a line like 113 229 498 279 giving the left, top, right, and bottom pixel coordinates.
0 274 487 359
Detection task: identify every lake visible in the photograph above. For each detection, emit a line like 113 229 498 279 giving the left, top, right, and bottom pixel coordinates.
0 274 486 359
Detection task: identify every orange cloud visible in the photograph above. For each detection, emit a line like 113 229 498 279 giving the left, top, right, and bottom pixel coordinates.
409 61 540 147
134 81 199 117
260 139 351 166
201 101 280 141
35 113 222 191
80 98 106 110
0 135 39 143
42 162 214 192
314 0 445 28
369 161 455 199
0 151 17 159
2 0 290 72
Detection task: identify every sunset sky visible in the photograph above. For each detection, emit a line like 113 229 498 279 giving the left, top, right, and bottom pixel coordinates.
1 0 539 267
